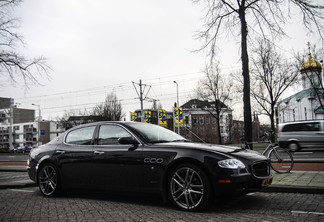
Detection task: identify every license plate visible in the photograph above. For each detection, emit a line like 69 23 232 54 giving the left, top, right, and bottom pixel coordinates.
262 178 272 187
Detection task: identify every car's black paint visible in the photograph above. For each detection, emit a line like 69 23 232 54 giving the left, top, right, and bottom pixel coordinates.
27 121 272 211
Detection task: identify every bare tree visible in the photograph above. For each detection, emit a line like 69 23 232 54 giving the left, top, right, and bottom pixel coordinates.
250 39 300 142
193 0 324 144
196 62 233 144
0 0 50 87
56 109 90 130
92 92 125 121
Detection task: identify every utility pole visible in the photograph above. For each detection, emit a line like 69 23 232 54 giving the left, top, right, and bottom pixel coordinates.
32 104 41 146
8 98 14 151
133 80 151 122
139 80 144 122
173 81 180 134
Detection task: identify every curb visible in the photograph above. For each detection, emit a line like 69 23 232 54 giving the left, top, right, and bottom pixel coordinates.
0 182 37 189
262 185 324 194
0 168 27 172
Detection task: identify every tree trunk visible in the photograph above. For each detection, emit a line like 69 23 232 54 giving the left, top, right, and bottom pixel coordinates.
270 104 276 143
239 7 253 148
216 102 222 144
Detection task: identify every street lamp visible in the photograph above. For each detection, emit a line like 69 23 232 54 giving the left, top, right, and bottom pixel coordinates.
173 81 180 134
32 104 41 146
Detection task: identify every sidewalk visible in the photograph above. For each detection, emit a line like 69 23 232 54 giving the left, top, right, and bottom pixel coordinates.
0 163 324 194
264 171 324 194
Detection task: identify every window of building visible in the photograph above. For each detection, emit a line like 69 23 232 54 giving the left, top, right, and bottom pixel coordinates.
193 117 198 125
205 116 210 124
185 116 189 125
220 126 224 133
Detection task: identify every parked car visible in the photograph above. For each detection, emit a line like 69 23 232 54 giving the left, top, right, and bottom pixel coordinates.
277 120 324 151
27 121 272 211
15 147 26 153
24 147 32 153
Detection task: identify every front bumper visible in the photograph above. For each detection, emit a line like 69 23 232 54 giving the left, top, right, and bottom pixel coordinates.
213 160 273 196
213 173 273 196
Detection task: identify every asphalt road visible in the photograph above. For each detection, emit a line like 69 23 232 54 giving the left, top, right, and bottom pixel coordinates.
0 187 323 221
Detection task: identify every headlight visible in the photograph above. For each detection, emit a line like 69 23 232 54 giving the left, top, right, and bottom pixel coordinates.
218 159 246 169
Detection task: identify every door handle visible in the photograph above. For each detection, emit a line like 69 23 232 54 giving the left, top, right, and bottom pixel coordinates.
55 150 65 154
94 150 104 155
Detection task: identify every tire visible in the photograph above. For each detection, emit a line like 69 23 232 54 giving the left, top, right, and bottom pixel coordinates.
37 163 61 197
268 147 294 174
168 164 211 211
288 142 299 152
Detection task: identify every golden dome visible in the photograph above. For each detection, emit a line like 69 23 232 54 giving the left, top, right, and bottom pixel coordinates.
300 53 322 73
300 42 322 73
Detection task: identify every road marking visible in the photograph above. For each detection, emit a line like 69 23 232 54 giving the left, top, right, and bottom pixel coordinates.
291 211 324 216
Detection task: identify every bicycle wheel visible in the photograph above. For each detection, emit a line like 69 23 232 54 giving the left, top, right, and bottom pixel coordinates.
268 147 294 173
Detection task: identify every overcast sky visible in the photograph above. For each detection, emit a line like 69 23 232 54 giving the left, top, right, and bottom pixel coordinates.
1 0 323 122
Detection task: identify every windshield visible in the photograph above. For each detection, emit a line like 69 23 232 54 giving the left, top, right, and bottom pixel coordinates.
125 122 188 143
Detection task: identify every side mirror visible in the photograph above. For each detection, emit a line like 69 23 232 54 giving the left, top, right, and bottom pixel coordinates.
118 137 139 145
119 137 139 151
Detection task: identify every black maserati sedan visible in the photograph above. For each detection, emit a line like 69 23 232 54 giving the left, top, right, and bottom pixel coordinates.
27 121 272 211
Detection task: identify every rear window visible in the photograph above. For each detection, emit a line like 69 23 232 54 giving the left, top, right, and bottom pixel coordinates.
65 126 96 145
282 122 320 132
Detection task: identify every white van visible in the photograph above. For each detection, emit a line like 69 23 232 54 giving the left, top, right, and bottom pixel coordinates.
277 120 324 151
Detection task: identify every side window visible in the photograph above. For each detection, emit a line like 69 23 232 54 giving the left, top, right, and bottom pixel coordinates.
65 126 96 145
304 123 320 131
98 125 131 145
283 122 320 132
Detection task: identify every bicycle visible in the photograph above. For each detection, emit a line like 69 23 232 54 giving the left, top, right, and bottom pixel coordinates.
242 139 294 174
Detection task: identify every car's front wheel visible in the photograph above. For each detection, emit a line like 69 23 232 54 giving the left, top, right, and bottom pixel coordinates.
168 164 211 211
38 163 61 197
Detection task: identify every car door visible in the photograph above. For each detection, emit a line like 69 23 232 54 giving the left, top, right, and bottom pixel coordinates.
55 125 96 189
309 122 324 148
92 124 143 192
301 122 323 148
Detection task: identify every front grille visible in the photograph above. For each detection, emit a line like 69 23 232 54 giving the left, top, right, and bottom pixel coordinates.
252 161 271 177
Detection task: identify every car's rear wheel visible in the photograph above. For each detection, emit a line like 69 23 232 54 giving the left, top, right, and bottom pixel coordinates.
38 163 61 197
288 142 299 152
168 164 211 211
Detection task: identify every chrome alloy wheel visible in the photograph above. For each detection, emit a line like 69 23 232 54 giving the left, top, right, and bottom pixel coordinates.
170 167 204 210
38 164 58 196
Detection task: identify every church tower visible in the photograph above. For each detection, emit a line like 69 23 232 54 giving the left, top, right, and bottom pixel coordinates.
300 42 322 90
277 42 324 122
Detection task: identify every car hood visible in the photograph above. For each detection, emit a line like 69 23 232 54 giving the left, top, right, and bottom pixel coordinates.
152 142 267 161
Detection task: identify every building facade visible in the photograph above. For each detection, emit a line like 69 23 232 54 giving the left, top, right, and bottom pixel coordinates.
180 99 233 144
0 97 63 152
